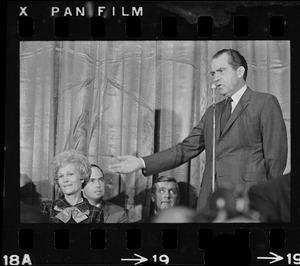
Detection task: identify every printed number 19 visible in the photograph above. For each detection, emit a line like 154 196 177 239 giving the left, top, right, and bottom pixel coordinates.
153 254 169 264
287 253 300 265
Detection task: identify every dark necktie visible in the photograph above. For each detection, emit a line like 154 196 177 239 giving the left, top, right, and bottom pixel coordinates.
220 97 233 134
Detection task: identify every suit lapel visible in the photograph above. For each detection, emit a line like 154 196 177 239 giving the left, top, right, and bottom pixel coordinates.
215 102 224 140
101 201 110 223
219 87 252 138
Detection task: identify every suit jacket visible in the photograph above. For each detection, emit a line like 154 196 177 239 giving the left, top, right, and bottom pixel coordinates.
101 201 129 223
135 214 155 223
248 173 290 222
143 88 288 213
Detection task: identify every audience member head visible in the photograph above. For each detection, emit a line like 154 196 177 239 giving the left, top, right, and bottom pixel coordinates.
51 149 91 198
208 187 238 216
194 186 259 223
83 164 105 206
20 173 32 187
151 206 195 223
20 174 47 223
151 176 180 214
248 173 291 222
20 173 42 205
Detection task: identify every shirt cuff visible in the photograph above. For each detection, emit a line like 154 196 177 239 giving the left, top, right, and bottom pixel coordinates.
140 158 146 176
140 158 146 169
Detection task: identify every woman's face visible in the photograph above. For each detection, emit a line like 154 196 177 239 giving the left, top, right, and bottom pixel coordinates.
57 163 83 196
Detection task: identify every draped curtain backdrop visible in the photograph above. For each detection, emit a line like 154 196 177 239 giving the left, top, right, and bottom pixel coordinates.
20 41 290 222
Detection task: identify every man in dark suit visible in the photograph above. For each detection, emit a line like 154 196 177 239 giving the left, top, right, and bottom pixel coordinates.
109 49 288 214
141 176 180 222
151 176 180 214
83 164 128 223
248 173 290 222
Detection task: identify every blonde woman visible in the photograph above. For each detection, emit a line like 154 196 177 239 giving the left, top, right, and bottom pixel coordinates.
40 150 103 223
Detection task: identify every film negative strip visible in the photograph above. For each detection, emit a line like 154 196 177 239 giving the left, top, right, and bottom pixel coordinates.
4 1 300 265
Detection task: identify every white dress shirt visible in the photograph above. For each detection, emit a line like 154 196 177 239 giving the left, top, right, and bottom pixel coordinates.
229 84 247 113
140 84 248 169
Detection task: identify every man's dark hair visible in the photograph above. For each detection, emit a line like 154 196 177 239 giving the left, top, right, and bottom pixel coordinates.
90 164 104 176
82 163 104 188
212 49 248 80
20 182 43 206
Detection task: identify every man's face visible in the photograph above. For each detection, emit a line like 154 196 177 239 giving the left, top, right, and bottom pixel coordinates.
83 166 105 203
211 53 243 97
151 181 179 212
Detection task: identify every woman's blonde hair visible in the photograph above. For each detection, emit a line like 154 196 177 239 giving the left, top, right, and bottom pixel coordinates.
51 149 91 186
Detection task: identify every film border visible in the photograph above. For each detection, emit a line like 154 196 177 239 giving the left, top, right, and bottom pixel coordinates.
4 1 300 265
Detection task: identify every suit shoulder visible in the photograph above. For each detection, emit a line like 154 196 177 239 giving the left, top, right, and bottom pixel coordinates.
251 91 277 101
249 91 281 110
103 201 126 213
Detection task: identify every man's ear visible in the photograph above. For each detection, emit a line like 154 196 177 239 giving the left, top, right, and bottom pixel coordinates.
237 66 245 78
151 193 155 203
176 196 180 205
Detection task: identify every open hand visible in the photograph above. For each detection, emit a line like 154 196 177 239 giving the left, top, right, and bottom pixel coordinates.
108 155 144 174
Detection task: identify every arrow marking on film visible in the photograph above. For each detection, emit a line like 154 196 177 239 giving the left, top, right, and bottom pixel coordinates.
257 252 284 264
121 253 148 265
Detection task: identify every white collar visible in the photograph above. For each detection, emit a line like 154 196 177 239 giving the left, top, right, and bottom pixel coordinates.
230 84 247 104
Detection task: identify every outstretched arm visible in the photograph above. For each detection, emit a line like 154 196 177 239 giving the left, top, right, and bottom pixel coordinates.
108 155 145 174
142 115 206 176
108 110 207 175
